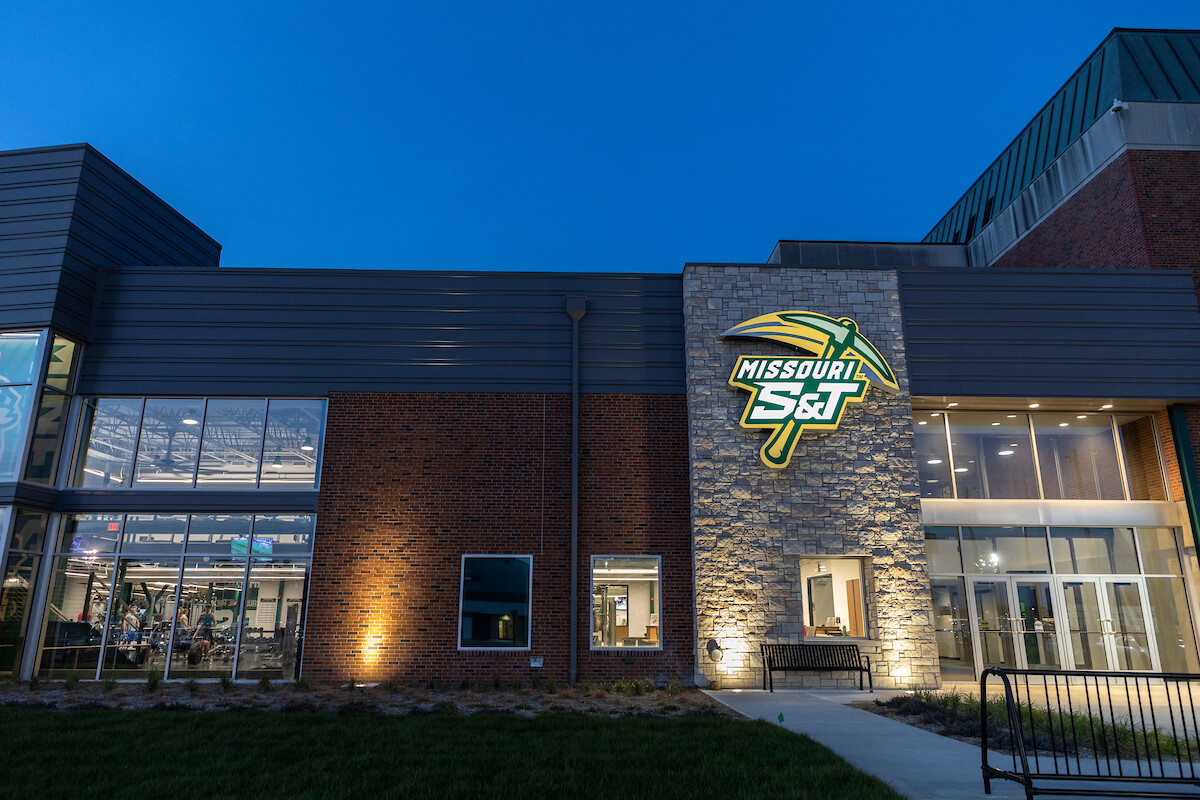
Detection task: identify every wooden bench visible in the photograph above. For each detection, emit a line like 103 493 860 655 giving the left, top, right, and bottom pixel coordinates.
760 643 873 692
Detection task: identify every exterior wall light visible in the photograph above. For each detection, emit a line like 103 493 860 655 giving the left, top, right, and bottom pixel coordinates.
706 639 723 662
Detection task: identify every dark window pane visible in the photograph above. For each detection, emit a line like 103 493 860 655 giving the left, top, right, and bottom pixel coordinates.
0 552 40 675
24 388 69 484
259 399 324 489
949 413 1038 499
133 399 204 488
196 399 266 487
1034 414 1123 500
72 398 143 488
460 556 530 648
11 508 48 551
915 413 952 498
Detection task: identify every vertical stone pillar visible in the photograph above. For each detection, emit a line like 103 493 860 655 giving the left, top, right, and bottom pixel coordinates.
683 265 938 689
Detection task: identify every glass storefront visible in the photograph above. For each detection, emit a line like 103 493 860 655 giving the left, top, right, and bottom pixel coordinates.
35 513 313 680
926 524 1200 679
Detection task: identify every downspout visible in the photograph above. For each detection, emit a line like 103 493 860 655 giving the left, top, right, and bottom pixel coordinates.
566 296 587 685
1168 405 1200 549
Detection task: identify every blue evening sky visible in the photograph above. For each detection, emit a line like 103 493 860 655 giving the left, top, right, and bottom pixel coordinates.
2 2 1196 272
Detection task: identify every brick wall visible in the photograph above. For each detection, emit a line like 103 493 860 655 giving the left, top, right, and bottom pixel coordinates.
304 392 693 685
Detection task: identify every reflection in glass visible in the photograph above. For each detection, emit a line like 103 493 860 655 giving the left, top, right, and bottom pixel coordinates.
133 399 204 487
196 399 266 487
0 331 43 385
0 385 34 479
1145 577 1200 673
259 399 324 489
915 414 952 498
1116 413 1166 500
1062 580 1110 670
0 552 40 674
924 526 962 574
1138 527 1182 576
11 508 48 551
962 527 1051 574
1015 580 1061 669
186 514 253 554
252 514 316 556
236 560 309 679
973 580 1017 669
122 514 189 553
99 558 179 678
1050 527 1139 574
44 336 77 392
931 578 974 680
1106 581 1152 671
1035 414 1123 500
948 413 1038 499
38 555 114 678
72 398 144 488
799 558 866 637
591 557 660 648
61 514 121 555
24 389 69 484
171 557 245 678
460 556 530 648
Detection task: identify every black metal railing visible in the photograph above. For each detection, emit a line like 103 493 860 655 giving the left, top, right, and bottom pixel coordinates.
981 667 1200 799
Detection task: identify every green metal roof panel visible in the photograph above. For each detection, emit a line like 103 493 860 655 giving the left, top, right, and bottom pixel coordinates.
925 29 1200 245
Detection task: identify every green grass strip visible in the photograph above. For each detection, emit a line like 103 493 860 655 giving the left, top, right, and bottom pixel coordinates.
0 708 903 800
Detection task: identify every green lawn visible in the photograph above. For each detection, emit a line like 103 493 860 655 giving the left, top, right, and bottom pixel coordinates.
1 707 903 799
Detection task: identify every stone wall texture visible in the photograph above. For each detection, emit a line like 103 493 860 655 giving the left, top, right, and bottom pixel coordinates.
682 265 938 689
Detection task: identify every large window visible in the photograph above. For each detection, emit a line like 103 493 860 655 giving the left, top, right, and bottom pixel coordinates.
0 508 48 675
37 512 313 680
799 557 867 637
459 556 531 649
72 398 326 490
918 410 1166 501
591 556 660 649
0 331 44 480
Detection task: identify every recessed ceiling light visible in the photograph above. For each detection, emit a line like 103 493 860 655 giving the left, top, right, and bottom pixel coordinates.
1059 422 1069 427
1076 415 1087 419
1029 403 1040 408
930 413 941 417
917 421 927 425
1101 404 1113 409
997 450 1014 456
182 418 199 425
271 461 283 469
947 402 958 407
927 459 943 465
1009 444 1019 447
954 467 968 473
991 422 1000 426
926 479 938 483
301 444 315 451
1006 415 1017 418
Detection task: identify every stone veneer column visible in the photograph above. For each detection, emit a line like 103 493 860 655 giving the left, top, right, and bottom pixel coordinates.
683 265 938 690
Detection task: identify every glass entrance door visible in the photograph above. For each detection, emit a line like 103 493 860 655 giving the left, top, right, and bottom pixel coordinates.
968 577 1064 672
1059 578 1158 672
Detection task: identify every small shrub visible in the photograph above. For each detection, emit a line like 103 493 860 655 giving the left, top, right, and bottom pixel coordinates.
257 676 272 692
425 676 445 692
294 676 313 692
379 679 401 693
666 678 685 695
509 679 524 692
145 672 162 692
218 675 234 692
63 675 79 691
492 676 503 691
344 675 358 691
184 679 199 694
576 680 595 693
433 700 458 715
102 679 117 692
544 677 559 694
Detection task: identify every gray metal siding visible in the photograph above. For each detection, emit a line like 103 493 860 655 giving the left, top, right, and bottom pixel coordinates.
77 268 685 395
899 268 1200 398
926 29 1200 245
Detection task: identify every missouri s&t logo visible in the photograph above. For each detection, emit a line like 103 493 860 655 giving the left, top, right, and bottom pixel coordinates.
721 311 899 469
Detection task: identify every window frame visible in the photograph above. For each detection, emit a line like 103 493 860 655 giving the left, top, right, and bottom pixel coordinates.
589 554 662 652
457 554 533 652
799 555 871 639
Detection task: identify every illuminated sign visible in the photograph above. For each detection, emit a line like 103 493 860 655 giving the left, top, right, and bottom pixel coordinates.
722 311 899 469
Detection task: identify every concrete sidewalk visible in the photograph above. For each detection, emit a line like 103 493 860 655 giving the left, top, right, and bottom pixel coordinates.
705 689 1190 800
